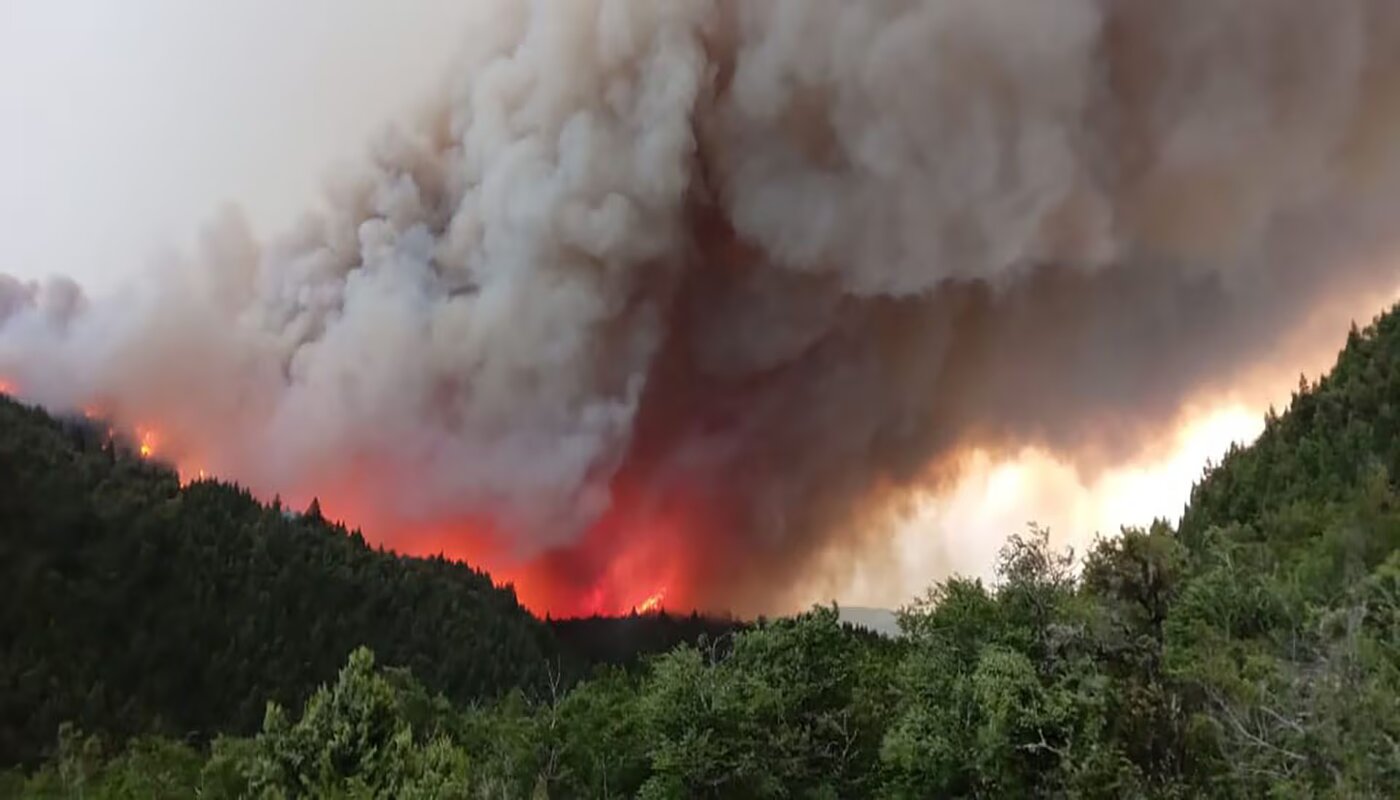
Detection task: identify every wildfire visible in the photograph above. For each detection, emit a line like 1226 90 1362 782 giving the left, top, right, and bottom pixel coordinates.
49 407 700 619
123 423 165 459
120 423 208 485
637 588 666 614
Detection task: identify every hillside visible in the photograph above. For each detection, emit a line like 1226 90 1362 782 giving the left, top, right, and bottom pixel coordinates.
0 397 559 764
3 303 1400 797
1184 312 1400 540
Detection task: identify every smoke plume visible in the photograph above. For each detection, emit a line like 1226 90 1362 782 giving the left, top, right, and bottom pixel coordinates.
4 0 1400 614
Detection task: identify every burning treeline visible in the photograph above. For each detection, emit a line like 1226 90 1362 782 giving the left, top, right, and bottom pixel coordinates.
4 0 1400 616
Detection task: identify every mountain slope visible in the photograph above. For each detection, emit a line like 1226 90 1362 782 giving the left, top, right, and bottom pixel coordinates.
1183 310 1400 541
1162 305 1400 792
0 396 559 764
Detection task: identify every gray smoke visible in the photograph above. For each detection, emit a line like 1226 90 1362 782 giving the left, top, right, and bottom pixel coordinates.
4 0 1400 611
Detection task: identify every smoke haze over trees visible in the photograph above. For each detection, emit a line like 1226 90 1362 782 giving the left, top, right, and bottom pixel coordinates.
4 1 1400 613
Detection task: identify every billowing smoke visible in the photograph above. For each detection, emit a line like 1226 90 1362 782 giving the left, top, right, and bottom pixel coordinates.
4 0 1400 615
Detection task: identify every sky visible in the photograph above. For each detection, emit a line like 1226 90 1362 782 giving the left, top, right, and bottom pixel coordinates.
0 0 472 292
1 1 1389 610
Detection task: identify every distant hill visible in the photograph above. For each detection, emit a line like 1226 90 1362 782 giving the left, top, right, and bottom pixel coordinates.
837 605 901 637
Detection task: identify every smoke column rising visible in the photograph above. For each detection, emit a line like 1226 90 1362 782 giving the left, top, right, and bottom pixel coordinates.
4 0 1400 614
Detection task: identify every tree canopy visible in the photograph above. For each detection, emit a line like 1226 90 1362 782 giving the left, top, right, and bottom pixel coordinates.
0 398 558 764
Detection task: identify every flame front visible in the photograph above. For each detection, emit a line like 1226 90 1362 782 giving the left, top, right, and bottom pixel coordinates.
637 589 666 614
186 464 709 618
9 388 1298 620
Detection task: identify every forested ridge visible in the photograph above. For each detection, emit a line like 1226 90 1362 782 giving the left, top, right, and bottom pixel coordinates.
4 305 1400 797
0 399 559 763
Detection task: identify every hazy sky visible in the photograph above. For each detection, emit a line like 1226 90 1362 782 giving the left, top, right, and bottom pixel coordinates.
1 0 472 291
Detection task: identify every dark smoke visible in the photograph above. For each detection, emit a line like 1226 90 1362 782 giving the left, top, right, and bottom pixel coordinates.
3 0 1400 612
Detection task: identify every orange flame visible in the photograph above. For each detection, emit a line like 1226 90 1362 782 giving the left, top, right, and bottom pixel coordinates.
134 426 158 459
52 410 704 618
637 588 666 614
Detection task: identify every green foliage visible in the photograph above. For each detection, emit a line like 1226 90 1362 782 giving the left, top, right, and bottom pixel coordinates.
11 725 204 799
229 647 474 798
10 651 477 799
1181 309 1400 546
548 668 650 797
638 607 896 798
884 530 1151 798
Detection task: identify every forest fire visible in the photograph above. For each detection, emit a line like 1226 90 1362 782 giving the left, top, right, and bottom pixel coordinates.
136 451 710 618
137 431 155 459
637 590 667 615
312 493 695 618
4 0 1400 619
425 484 700 618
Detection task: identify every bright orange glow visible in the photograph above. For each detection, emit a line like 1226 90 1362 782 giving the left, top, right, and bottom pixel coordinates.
0 377 13 396
132 426 161 460
832 404 1271 610
94 417 208 485
289 474 707 618
637 588 666 614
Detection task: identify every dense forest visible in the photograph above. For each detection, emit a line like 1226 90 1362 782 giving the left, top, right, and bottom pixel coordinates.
4 305 1400 797
0 396 748 772
0 397 565 765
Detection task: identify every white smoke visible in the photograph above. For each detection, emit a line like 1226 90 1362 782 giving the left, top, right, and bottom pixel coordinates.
3 0 1400 608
